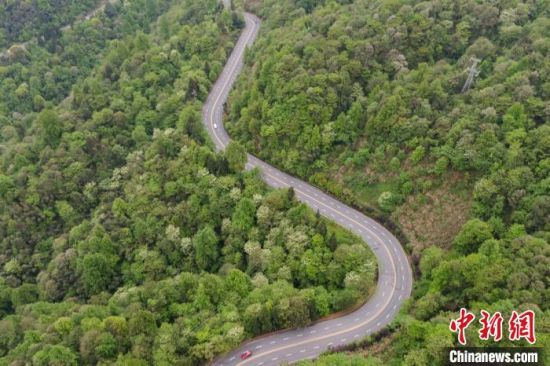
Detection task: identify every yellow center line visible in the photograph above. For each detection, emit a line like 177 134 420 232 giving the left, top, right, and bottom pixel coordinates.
209 15 257 147
233 172 398 366
208 14 401 366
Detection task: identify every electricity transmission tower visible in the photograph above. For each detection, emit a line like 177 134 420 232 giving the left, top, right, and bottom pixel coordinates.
461 57 481 93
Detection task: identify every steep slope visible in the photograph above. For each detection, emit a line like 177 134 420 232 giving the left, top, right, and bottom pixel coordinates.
203 14 411 365
0 2 381 364
0 0 101 48
226 0 549 363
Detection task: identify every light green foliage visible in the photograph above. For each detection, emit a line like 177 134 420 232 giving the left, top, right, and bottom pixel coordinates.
0 174 15 201
0 1 377 364
453 219 493 255
225 141 247 171
377 191 397 212
227 0 549 364
434 156 449 176
193 225 220 271
32 345 78 366
410 146 425 164
418 247 444 279
232 197 256 232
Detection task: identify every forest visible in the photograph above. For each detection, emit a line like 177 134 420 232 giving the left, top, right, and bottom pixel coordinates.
227 0 549 364
0 0 548 364
0 0 101 48
0 0 182 118
0 0 378 364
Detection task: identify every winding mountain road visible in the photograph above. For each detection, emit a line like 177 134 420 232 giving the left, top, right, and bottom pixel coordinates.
203 12 413 366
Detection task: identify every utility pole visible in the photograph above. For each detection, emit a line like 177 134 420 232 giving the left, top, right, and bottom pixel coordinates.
461 57 481 93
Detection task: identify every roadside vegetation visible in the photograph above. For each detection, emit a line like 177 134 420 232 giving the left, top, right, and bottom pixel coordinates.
0 0 377 364
228 0 549 364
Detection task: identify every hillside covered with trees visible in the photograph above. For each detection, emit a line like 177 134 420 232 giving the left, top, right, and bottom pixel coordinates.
0 0 548 364
0 0 376 365
0 0 102 48
0 0 377 364
227 0 549 364
0 0 182 118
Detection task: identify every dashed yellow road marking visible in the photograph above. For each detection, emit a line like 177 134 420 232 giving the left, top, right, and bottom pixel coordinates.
207 14 405 366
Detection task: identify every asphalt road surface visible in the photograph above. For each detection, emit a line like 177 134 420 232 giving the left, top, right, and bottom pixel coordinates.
203 12 413 366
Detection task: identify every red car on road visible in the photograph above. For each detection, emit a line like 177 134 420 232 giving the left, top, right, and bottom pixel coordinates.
240 351 252 360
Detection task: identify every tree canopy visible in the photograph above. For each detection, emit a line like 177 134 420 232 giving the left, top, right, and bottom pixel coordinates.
0 0 377 364
228 0 549 363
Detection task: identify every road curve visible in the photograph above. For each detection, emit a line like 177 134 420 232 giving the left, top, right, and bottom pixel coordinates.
203 12 413 366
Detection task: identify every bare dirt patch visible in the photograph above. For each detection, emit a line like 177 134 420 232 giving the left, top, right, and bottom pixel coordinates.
394 172 472 255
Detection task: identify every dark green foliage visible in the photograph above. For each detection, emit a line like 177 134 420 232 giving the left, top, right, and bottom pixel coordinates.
453 219 493 255
0 1 377 364
0 0 101 47
230 0 548 233
229 0 550 364
193 226 220 271
37 109 62 147
0 0 181 119
225 140 247 171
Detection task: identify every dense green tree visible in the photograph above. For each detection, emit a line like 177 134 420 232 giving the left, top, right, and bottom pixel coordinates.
0 174 15 201
193 225 220 271
2 3 370 365
377 191 397 212
232 197 256 233
37 109 62 147
226 0 550 364
77 253 117 296
0 0 100 47
32 345 78 366
453 219 493 255
225 141 247 172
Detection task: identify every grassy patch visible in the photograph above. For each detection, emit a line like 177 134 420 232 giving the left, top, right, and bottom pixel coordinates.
342 171 399 207
327 219 365 247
